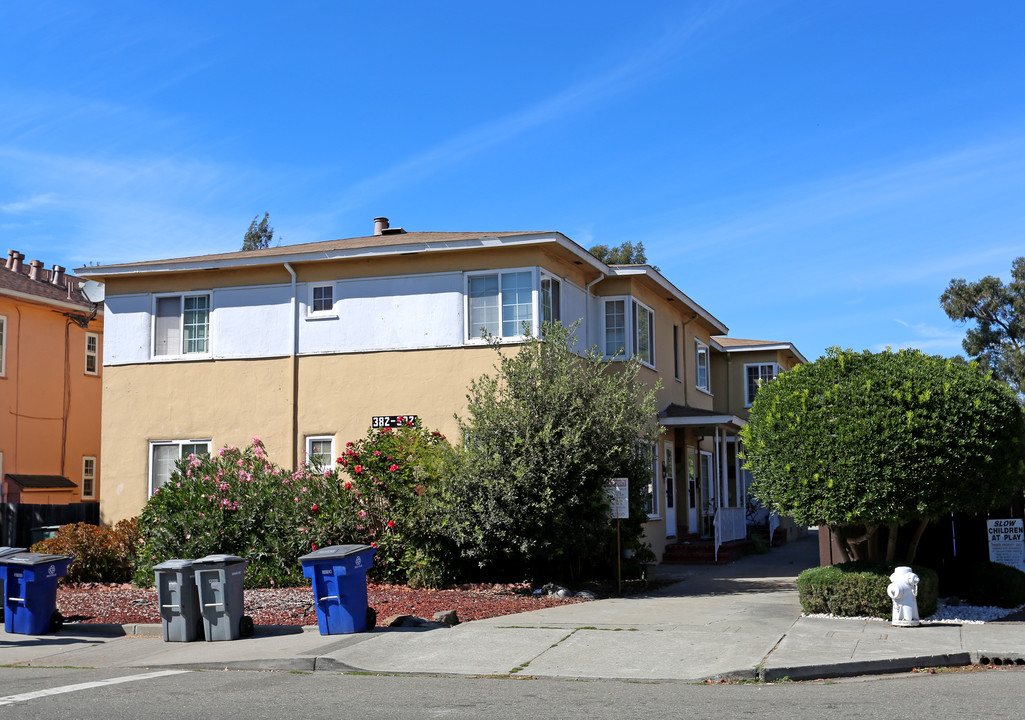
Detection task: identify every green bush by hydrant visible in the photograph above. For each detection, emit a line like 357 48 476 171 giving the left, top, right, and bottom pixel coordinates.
797 562 938 619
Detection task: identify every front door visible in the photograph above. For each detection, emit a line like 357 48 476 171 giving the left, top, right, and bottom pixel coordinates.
687 449 698 534
664 441 676 538
700 450 715 537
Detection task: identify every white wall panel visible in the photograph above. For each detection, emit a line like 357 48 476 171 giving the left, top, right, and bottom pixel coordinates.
102 294 153 365
212 285 293 358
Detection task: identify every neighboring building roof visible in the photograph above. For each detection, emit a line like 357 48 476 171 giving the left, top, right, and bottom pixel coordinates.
658 404 746 430
0 261 93 313
711 336 808 364
75 223 730 335
4 475 77 489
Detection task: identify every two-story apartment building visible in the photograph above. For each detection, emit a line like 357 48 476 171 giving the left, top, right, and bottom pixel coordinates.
1 250 103 505
78 219 803 560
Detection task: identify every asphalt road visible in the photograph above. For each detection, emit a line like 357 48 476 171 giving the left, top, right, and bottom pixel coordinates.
1 666 1023 719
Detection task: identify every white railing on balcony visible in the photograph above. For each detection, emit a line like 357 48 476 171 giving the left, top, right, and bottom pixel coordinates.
713 507 748 561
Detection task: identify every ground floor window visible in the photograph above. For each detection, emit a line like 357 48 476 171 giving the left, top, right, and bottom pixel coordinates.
150 439 211 494
305 436 335 470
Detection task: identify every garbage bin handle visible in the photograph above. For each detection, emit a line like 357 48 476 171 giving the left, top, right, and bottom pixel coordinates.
319 595 340 601
204 602 224 608
161 604 180 609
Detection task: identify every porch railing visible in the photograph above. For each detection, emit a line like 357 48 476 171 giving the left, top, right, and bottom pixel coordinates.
713 507 747 562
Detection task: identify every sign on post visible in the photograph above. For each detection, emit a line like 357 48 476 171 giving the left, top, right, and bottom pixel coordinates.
987 519 1025 573
607 478 629 519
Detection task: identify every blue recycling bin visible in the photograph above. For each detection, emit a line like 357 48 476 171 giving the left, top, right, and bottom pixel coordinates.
3 552 72 635
299 544 376 634
0 547 26 622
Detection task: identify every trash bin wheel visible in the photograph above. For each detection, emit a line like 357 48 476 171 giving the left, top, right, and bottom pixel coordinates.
365 607 376 631
240 615 254 638
50 610 64 633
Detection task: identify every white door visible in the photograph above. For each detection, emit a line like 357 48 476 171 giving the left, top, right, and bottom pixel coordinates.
700 451 715 537
664 441 676 538
687 449 698 534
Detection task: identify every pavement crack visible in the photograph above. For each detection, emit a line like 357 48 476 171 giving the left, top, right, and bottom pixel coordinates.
508 628 580 675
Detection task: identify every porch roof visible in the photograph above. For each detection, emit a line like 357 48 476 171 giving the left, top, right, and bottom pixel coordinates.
4 475 77 489
658 404 746 431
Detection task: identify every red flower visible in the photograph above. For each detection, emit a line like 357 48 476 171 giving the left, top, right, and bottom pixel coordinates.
389 464 399 472
387 520 395 528
343 481 352 490
353 465 363 474
311 504 319 514
311 543 318 551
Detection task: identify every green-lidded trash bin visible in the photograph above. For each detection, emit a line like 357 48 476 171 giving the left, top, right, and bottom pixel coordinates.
3 552 72 634
192 554 253 641
153 559 203 642
0 547 27 622
299 544 376 634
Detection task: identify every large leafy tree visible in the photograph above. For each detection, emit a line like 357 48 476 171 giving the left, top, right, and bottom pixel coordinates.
445 321 661 580
941 256 1025 396
242 212 275 251
742 348 1025 563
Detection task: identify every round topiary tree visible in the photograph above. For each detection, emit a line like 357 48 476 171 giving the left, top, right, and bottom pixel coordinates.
741 348 1025 563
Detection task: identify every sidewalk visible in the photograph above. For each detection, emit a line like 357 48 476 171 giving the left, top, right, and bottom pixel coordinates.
3 532 1024 682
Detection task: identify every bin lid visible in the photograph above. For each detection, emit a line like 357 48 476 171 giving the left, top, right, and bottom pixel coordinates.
0 546 27 558
192 554 247 567
299 544 375 563
153 558 195 571
3 552 73 566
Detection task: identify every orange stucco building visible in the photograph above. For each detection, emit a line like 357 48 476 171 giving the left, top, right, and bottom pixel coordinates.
0 250 102 505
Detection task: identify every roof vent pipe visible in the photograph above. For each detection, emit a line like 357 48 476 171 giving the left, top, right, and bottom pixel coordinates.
28 259 42 281
5 250 15 270
51 264 65 287
374 217 389 235
14 252 24 273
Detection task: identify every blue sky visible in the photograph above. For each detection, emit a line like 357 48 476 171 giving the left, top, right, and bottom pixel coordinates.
2 1 1023 362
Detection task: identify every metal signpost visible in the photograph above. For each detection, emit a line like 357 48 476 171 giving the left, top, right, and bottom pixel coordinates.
607 478 629 593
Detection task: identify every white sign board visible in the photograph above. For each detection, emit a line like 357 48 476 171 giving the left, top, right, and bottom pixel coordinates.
607 478 629 520
987 518 1025 573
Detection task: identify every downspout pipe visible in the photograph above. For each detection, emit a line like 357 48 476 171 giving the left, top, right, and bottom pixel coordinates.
284 263 299 468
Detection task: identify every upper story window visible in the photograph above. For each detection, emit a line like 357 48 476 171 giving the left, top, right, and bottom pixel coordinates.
306 436 335 470
540 274 561 326
602 297 655 368
150 439 211 494
85 332 99 375
695 340 710 392
154 294 210 357
466 269 534 340
745 363 779 406
81 456 97 500
0 314 6 377
309 283 336 317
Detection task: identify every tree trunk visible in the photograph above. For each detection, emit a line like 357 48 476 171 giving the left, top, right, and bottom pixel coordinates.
832 526 852 562
905 519 930 564
885 523 899 563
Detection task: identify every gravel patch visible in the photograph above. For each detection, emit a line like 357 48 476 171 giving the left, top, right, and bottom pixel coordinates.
806 599 1025 624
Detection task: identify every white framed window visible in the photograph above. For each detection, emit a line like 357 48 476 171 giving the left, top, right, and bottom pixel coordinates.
602 297 655 368
745 362 779 406
154 294 211 357
305 436 335 470
308 283 336 318
695 340 710 392
540 274 561 327
466 269 535 340
150 439 211 494
84 332 99 375
81 456 97 500
0 314 6 376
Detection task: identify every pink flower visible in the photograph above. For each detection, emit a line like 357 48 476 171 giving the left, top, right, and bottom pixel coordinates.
218 448 226 457
373 450 382 457
353 465 363 474
388 464 399 472
358 510 367 519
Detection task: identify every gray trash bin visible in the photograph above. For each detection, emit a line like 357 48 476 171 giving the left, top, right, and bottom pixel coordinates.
192 554 253 641
153 559 202 642
0 547 27 622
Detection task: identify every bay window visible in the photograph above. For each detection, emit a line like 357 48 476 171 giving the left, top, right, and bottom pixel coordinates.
603 297 655 367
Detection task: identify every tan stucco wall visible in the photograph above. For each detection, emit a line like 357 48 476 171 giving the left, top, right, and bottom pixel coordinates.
99 345 504 523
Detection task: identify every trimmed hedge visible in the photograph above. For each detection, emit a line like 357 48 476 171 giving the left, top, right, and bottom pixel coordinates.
797 561 938 619
942 561 1025 608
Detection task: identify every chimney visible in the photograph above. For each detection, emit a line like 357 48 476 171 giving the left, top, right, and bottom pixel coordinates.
4 250 14 270
7 251 24 273
51 264 65 287
374 217 390 235
28 259 43 281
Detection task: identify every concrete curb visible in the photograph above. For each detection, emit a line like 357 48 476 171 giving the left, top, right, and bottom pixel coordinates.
760 653 973 683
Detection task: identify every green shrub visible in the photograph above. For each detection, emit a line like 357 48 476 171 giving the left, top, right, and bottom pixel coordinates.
797 561 938 619
30 518 140 584
942 561 1025 608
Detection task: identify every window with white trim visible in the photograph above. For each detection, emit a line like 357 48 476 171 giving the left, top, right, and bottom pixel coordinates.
602 298 655 367
745 362 779 406
695 340 710 392
81 456 97 499
305 436 335 470
0 314 6 376
85 332 99 375
154 294 210 357
308 283 335 317
150 440 211 494
540 274 561 327
466 270 534 340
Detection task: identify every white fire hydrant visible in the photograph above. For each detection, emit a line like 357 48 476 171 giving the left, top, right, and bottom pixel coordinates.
886 566 920 627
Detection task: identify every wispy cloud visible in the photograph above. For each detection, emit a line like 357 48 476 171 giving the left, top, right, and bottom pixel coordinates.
1 193 57 213
872 318 966 356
